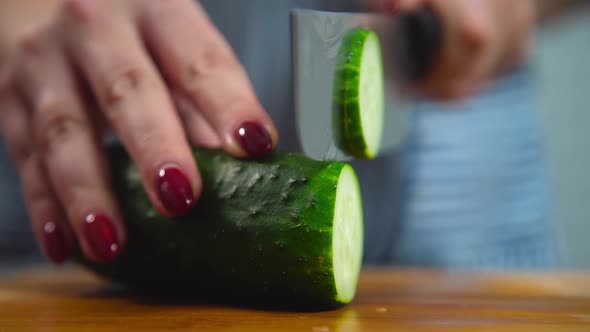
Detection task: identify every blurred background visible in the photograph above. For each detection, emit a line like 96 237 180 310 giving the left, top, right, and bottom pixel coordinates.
533 1 590 268
0 1 589 270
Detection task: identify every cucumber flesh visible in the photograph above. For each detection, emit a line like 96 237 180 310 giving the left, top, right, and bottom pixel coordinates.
359 31 385 158
332 165 363 303
333 28 385 159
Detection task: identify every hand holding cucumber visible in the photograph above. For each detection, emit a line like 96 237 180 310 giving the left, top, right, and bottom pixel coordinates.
0 0 278 264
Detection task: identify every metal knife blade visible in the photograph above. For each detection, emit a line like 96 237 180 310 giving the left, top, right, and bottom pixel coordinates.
291 8 442 161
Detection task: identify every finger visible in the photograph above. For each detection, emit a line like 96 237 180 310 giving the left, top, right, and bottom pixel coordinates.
138 0 278 158
448 0 503 96
16 27 124 262
417 0 494 98
59 0 200 217
0 90 74 264
171 90 221 149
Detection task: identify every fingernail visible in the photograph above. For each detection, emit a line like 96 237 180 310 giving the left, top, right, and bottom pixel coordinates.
234 121 273 157
83 213 120 262
42 221 70 264
156 165 195 216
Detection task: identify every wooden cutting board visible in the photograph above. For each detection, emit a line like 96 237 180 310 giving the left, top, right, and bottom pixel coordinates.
0 266 589 331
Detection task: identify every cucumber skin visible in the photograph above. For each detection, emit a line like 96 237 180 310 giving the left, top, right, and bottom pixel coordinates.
76 146 359 309
333 28 373 159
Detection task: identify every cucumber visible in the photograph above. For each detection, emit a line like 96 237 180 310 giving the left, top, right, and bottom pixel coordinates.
78 147 364 310
333 27 385 159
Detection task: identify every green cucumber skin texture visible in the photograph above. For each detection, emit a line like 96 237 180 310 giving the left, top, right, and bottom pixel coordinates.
333 28 370 158
78 146 357 309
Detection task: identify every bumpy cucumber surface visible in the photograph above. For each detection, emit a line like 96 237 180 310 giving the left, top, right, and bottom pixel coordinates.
333 27 385 159
78 147 364 309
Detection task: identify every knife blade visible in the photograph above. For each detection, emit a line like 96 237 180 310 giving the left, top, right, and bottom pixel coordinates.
291 8 442 161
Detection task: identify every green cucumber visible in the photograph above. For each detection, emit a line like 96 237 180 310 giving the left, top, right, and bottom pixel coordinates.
333 27 385 159
78 147 364 309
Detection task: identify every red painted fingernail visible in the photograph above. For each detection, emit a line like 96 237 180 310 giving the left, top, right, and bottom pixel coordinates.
156 165 195 216
83 213 120 262
234 121 273 157
42 221 70 264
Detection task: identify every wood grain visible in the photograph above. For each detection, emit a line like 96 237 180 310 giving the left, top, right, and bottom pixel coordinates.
0 266 589 331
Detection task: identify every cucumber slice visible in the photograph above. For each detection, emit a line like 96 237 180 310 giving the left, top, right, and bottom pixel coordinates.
332 165 364 303
333 28 385 159
77 147 364 310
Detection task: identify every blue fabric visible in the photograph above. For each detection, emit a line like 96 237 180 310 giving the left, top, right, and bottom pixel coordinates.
356 68 561 268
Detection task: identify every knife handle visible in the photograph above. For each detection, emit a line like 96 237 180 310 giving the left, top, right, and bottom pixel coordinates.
393 6 443 83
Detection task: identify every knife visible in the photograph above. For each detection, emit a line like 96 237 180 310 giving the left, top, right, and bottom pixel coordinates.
291 8 442 161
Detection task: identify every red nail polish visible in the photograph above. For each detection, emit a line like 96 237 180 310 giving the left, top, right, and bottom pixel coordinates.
156 166 195 216
235 121 273 157
83 214 120 262
42 221 70 264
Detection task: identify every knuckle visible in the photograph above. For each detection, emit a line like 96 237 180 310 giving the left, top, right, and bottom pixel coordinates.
26 188 52 210
1 54 23 96
0 107 33 170
181 47 237 93
103 65 151 109
17 28 47 57
461 16 494 52
33 94 87 154
62 0 103 24
7 137 34 170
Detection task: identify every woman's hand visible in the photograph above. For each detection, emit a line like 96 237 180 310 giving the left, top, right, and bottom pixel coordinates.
0 0 278 264
377 0 535 98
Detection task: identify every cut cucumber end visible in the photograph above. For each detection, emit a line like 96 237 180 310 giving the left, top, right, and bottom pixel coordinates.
332 165 364 303
332 28 385 160
358 31 384 159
